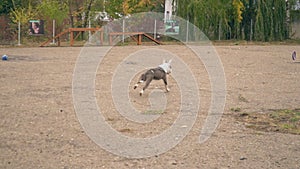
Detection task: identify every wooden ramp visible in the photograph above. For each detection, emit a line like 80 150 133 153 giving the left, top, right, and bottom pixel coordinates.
109 32 162 45
143 33 161 45
40 27 103 47
40 29 69 47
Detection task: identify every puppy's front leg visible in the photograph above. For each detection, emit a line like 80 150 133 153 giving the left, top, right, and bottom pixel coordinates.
163 77 170 92
165 85 170 92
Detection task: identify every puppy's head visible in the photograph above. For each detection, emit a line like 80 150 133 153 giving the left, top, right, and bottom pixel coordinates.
159 59 172 74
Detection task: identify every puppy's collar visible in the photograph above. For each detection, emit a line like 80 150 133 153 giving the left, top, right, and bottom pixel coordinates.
158 64 169 73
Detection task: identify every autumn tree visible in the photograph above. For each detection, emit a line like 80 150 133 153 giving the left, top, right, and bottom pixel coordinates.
177 0 297 41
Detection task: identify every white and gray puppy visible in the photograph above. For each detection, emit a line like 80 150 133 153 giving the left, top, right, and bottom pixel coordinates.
134 59 172 96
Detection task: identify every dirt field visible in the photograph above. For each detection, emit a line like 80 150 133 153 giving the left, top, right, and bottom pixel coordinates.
0 45 300 169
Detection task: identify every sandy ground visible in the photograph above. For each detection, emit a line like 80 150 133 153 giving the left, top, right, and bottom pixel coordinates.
0 45 300 169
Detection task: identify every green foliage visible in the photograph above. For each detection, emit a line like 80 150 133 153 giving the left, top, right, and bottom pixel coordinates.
9 5 34 24
133 0 165 13
177 0 297 41
105 0 125 18
106 0 164 18
37 0 69 26
0 0 14 14
178 0 239 40
253 0 288 41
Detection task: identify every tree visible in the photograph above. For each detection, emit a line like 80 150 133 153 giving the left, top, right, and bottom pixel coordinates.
9 4 37 24
176 0 295 41
251 0 289 41
105 0 164 18
38 0 69 32
0 0 14 15
231 0 244 39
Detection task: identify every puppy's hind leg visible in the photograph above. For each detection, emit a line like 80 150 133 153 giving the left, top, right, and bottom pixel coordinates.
134 80 143 89
140 78 152 96
134 74 145 89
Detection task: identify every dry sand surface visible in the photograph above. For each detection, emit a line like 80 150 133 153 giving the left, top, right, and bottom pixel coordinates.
0 45 300 169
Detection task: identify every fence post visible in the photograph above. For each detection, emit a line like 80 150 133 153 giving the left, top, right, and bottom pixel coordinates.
122 19 125 43
51 19 56 44
186 20 189 43
88 17 91 43
18 21 21 46
154 19 157 40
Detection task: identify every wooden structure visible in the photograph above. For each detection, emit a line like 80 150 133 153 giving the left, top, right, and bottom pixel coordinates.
40 27 103 47
40 28 162 47
109 32 162 45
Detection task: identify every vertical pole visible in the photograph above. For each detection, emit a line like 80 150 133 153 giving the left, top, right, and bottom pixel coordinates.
138 34 142 45
186 20 189 43
52 19 56 44
100 30 103 45
70 31 74 46
88 17 91 43
58 37 60 46
286 0 291 38
218 19 221 41
109 34 112 45
122 19 125 43
18 21 21 46
154 20 157 40
250 19 253 41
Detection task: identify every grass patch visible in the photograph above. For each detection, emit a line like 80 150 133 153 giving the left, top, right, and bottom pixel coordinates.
142 110 164 115
235 109 300 135
230 107 241 112
238 94 249 103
